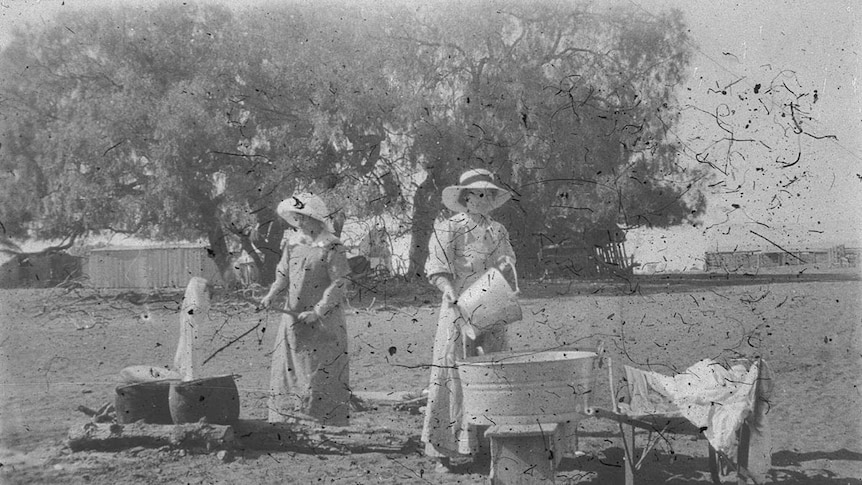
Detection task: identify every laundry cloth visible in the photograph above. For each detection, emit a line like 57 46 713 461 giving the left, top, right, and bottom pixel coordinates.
173 277 210 381
621 359 772 458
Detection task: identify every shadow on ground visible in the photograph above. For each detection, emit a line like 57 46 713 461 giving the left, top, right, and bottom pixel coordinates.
558 447 717 484
772 448 862 466
551 447 862 484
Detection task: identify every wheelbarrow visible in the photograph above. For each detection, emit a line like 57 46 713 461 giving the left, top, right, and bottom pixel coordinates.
586 357 771 485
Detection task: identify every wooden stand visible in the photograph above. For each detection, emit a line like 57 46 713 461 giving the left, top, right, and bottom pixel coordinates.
485 423 562 485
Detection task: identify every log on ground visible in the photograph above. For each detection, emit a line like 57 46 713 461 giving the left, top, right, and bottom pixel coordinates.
66 419 418 455
231 420 419 454
66 421 234 452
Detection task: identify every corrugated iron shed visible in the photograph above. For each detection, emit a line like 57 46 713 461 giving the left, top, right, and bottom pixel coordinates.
86 245 221 289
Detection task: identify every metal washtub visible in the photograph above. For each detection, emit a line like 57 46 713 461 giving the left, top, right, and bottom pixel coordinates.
457 349 599 426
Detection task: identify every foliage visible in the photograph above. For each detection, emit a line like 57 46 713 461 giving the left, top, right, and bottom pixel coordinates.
0 1 705 282
376 2 706 275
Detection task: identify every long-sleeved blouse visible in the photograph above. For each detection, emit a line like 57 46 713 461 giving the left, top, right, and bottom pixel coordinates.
425 212 515 291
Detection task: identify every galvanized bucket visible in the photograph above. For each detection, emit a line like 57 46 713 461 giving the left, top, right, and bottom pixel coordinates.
457 348 598 426
457 266 521 331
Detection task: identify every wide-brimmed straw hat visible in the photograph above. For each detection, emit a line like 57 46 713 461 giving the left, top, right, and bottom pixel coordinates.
276 193 333 231
442 169 511 213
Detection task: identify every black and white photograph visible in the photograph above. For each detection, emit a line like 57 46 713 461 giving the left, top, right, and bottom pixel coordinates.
0 0 859 483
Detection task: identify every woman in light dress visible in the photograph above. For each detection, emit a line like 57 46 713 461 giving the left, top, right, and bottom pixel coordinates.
260 193 351 426
421 168 518 471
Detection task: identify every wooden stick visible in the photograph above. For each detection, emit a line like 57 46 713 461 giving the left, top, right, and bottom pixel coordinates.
608 357 618 414
236 296 296 315
202 322 261 365
201 301 297 365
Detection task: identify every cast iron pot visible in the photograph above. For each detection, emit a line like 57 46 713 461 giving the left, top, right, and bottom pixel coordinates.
115 379 178 424
168 375 240 425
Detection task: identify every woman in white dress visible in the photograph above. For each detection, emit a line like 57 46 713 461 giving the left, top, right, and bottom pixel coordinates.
421 168 518 471
260 193 351 426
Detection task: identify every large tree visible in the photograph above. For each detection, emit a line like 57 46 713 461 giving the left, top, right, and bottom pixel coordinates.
1 1 705 283
376 2 706 277
0 4 342 283
2 5 254 278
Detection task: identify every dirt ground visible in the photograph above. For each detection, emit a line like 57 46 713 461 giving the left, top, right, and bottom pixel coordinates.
1 273 861 484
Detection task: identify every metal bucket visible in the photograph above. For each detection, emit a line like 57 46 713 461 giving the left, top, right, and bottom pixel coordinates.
457 266 522 331
457 349 598 426
115 380 178 424
168 375 240 425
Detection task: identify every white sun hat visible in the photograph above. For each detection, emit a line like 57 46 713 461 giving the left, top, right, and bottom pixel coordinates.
276 193 333 231
441 168 512 213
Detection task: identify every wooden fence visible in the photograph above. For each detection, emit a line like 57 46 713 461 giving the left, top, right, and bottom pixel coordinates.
705 245 859 272
540 241 635 278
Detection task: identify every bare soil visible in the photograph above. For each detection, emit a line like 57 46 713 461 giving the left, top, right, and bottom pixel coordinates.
1 273 860 484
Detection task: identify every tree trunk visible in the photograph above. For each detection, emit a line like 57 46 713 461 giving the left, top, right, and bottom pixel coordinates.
495 201 542 279
253 213 284 286
406 173 442 281
237 233 262 266
206 225 237 287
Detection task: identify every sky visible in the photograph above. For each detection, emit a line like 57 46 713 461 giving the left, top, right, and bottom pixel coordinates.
1 0 860 268
611 0 862 268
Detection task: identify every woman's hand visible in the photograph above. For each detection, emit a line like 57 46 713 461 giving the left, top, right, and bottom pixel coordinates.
442 284 457 304
298 311 320 324
461 322 478 340
259 294 274 310
431 274 457 304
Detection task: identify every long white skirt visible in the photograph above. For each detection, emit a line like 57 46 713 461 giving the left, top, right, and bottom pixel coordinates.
421 300 507 457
